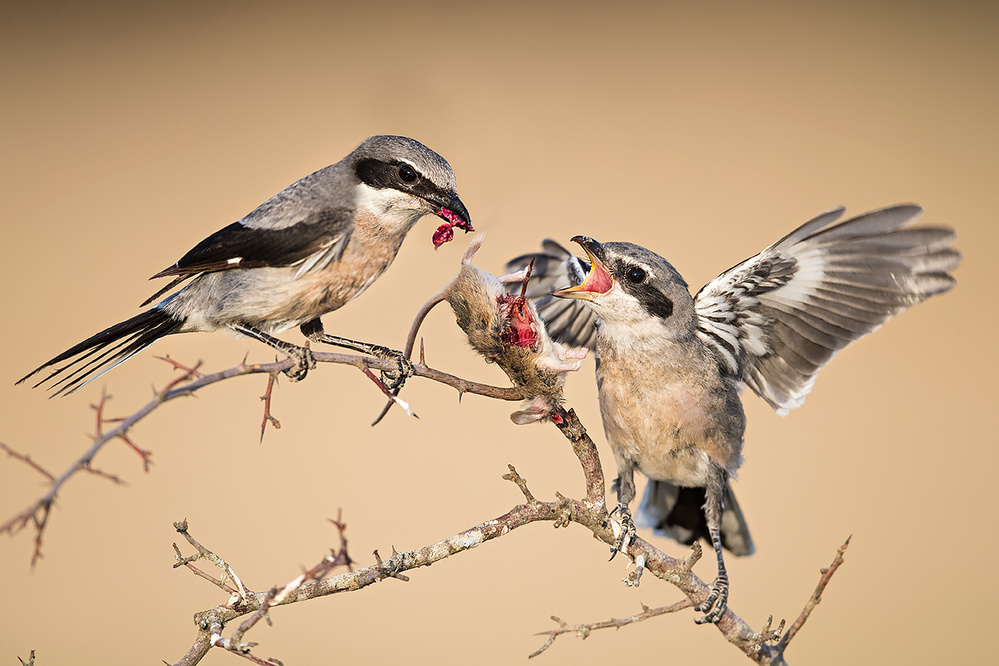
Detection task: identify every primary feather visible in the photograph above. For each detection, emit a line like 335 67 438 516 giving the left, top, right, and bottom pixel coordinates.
694 204 960 414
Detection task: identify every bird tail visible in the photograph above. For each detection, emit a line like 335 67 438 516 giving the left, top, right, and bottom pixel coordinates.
636 480 755 556
16 308 184 396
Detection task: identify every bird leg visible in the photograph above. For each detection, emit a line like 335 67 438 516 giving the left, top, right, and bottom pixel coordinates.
608 466 638 560
229 323 315 381
695 464 730 624
300 318 413 391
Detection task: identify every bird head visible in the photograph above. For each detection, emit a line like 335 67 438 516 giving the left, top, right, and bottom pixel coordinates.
553 236 694 337
351 135 472 247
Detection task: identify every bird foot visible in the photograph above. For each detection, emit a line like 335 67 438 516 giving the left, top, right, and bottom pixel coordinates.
369 345 415 392
282 344 316 382
694 574 729 624
607 503 636 561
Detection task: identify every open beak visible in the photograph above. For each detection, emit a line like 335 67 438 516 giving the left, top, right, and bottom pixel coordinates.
552 236 613 301
431 193 473 248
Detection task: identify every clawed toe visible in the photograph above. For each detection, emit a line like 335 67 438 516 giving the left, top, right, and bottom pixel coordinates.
371 346 415 391
281 345 316 382
694 576 729 624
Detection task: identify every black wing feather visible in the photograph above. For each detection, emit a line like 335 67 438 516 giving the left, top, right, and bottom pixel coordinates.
154 207 352 277
145 206 353 304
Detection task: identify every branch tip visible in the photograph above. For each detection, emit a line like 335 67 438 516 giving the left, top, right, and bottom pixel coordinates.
502 464 536 503
530 599 693 658
683 540 702 571
259 373 281 443
776 535 852 653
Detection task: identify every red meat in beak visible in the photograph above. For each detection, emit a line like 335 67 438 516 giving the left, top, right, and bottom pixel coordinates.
432 201 474 249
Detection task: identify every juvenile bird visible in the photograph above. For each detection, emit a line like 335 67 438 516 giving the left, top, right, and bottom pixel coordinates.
18 135 471 395
508 205 959 622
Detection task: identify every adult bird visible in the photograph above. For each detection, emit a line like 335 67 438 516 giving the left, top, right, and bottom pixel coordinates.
19 135 472 396
507 205 959 622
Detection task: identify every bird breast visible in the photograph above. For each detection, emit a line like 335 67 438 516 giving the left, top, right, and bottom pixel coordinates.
169 217 407 334
595 336 745 486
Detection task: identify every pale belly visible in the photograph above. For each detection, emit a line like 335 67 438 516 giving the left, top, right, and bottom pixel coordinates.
167 233 402 334
597 361 745 486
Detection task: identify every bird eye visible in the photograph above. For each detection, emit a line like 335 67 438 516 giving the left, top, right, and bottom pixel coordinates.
398 164 417 183
625 266 646 283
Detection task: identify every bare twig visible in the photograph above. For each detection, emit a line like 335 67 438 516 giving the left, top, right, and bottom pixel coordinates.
171 510 357 664
168 403 830 666
4 351 524 565
0 442 55 482
94 390 153 470
529 599 693 658
174 519 251 604
503 464 536 503
239 512 355 649
776 536 851 652
78 464 127 486
259 373 281 443
327 509 354 571
172 541 240 596
3 364 199 566
155 355 204 379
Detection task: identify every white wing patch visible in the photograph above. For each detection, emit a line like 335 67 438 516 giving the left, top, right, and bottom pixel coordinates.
695 250 794 375
693 204 957 415
293 237 345 279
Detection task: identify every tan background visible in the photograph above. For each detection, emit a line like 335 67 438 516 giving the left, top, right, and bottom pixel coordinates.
2 1 995 663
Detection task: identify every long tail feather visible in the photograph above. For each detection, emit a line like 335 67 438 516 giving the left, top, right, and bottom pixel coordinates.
16 308 184 396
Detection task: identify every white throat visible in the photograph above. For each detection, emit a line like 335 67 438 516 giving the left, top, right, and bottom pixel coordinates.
354 182 428 231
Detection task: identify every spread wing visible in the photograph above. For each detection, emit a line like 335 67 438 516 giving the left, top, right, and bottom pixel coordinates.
142 206 353 305
694 204 960 415
506 239 598 350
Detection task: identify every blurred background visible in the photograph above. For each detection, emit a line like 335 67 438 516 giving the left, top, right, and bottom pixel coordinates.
2 1 994 663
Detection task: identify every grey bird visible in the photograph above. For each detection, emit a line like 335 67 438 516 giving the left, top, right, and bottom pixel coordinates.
18 135 472 396
507 205 959 623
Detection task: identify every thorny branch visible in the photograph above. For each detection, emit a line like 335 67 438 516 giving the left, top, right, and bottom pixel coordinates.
2 351 526 566
1 442 55 482
2 365 200 566
6 277 847 664
528 599 694 658
259 373 281 442
169 512 356 666
166 405 841 666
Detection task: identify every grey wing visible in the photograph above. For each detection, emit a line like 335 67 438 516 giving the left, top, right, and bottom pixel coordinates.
506 239 598 350
142 207 353 305
694 204 960 415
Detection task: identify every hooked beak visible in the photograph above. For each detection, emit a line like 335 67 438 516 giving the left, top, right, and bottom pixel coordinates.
552 236 613 301
431 192 473 248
